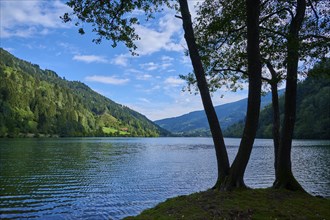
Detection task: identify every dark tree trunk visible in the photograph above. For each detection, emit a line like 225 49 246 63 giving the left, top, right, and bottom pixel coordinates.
266 62 281 175
273 0 306 191
178 0 230 186
221 0 262 190
271 82 280 174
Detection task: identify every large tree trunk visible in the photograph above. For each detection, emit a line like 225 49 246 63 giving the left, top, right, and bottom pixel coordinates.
266 62 281 175
271 82 280 174
221 0 262 190
178 0 230 186
273 0 306 191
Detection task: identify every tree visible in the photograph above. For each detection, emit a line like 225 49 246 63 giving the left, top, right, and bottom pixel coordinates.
63 0 262 190
261 1 328 190
223 0 261 189
177 0 230 185
191 0 329 191
274 0 306 191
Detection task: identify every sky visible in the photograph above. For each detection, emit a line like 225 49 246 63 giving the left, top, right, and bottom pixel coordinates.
0 0 248 121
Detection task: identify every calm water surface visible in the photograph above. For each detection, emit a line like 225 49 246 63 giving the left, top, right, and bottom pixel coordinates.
0 137 329 219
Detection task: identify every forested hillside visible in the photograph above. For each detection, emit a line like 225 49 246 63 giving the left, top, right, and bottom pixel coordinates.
224 60 330 139
0 48 169 137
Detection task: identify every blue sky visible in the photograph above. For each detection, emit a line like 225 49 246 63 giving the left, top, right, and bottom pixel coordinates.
0 0 248 121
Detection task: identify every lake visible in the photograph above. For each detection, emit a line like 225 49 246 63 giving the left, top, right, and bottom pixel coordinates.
0 137 329 219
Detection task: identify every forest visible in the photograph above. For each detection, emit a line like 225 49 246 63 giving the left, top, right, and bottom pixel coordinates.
224 59 330 139
0 48 168 138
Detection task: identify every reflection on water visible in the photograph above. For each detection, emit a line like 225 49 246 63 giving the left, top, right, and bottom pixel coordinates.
0 138 329 219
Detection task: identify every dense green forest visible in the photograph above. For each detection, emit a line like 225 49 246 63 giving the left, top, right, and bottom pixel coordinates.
224 60 330 139
0 48 169 137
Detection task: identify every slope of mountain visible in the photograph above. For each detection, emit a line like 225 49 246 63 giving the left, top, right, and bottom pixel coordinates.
0 48 169 137
224 59 330 139
155 90 283 136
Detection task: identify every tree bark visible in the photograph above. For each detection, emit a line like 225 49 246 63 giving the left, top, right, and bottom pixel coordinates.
266 62 281 175
271 82 281 174
178 0 230 186
273 0 306 191
222 0 262 190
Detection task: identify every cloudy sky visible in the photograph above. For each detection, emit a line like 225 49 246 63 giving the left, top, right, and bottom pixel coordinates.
0 0 247 121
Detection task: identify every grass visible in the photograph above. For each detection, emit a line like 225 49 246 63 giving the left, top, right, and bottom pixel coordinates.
102 127 130 135
125 188 330 219
102 127 118 134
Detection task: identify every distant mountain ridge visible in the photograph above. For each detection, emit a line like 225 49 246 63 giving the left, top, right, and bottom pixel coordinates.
0 48 169 137
155 90 283 136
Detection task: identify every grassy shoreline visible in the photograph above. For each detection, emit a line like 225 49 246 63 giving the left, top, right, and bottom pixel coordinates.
125 188 330 219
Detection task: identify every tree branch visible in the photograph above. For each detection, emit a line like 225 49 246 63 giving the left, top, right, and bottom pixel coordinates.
212 67 271 83
260 7 293 25
265 60 283 84
260 26 287 37
175 15 183 19
307 0 319 20
301 34 330 41
213 67 247 75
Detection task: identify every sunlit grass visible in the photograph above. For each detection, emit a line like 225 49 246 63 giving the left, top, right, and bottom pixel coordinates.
102 127 130 135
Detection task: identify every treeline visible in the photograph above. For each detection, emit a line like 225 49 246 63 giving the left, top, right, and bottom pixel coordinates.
0 48 169 137
224 60 330 139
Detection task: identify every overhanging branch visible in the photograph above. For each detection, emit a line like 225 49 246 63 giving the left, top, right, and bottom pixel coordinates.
260 26 287 38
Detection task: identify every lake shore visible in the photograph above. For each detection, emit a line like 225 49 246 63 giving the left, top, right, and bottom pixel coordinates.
125 188 330 219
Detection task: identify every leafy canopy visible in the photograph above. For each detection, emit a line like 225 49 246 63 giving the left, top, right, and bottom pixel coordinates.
182 0 330 93
62 0 177 55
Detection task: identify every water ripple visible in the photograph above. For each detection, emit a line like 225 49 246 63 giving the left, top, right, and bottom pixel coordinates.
0 138 329 219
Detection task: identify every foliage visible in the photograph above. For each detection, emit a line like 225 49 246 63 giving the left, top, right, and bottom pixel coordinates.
180 0 330 94
62 0 177 56
224 59 330 139
0 48 169 138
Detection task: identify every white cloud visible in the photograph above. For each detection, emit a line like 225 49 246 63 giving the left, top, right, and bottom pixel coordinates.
135 84 162 94
161 55 174 62
58 42 80 55
139 56 174 72
140 62 159 71
181 54 192 66
138 98 151 103
136 74 153 80
127 68 157 81
73 55 108 63
134 13 183 55
0 0 70 38
112 54 130 67
161 63 172 69
127 68 143 74
188 0 204 20
85 75 130 85
167 69 176 73
164 76 185 87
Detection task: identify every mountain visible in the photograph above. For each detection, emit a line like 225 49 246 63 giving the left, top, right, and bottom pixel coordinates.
155 90 283 136
0 48 169 137
224 59 330 139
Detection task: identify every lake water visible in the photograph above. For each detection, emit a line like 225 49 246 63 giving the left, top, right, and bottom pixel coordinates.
0 137 329 219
